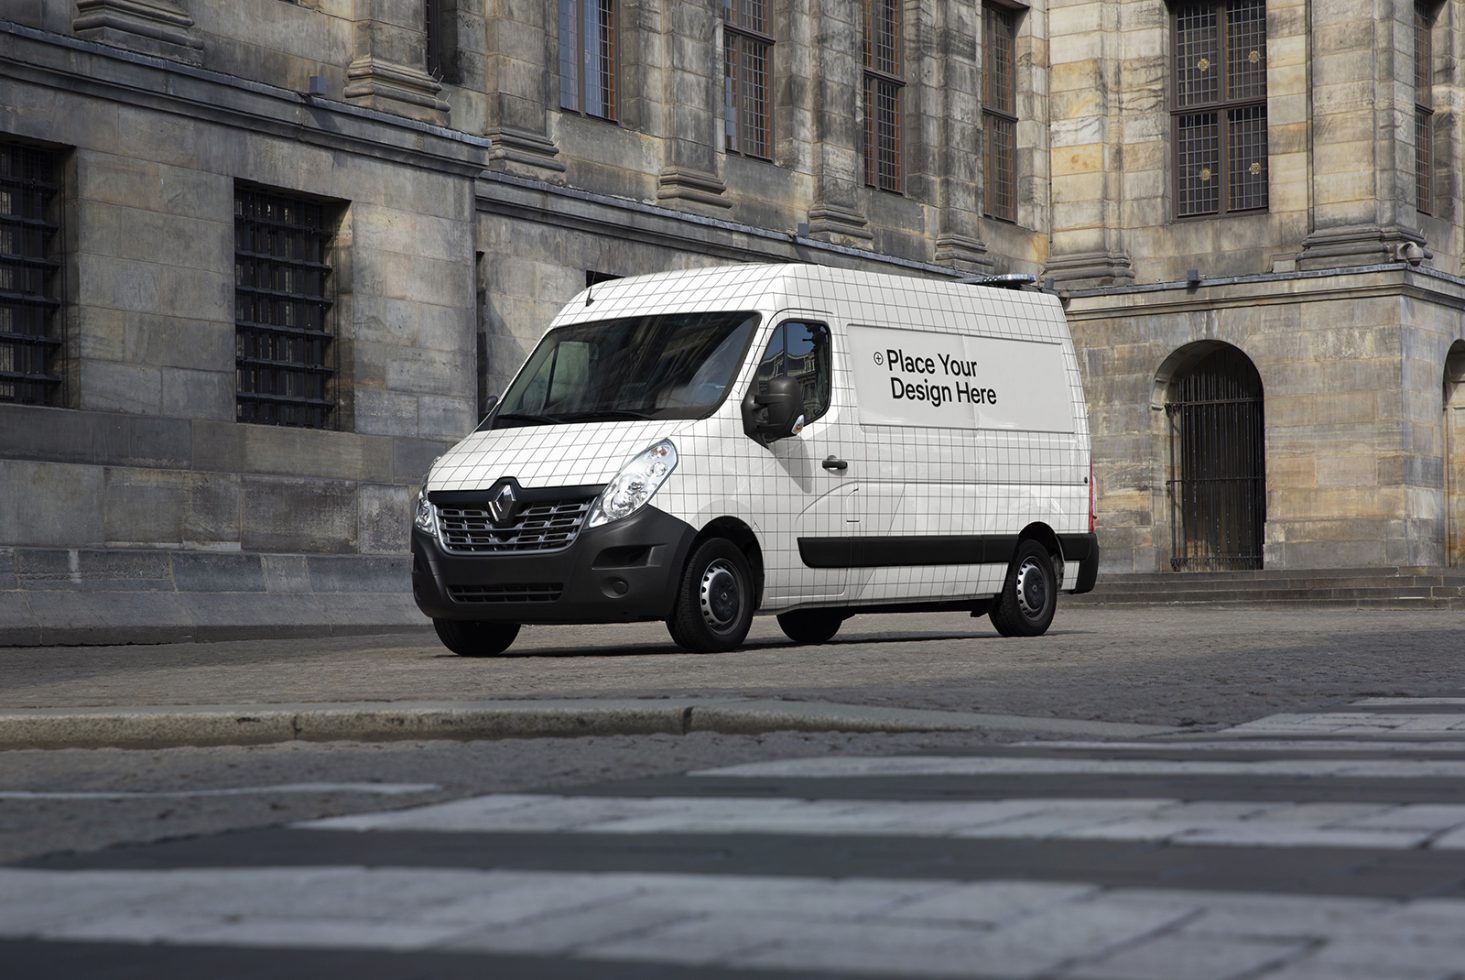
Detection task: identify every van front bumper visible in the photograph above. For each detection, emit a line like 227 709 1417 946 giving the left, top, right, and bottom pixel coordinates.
412 505 698 624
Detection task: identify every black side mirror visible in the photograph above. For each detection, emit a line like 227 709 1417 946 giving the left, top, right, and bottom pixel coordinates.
742 376 804 444
475 394 500 431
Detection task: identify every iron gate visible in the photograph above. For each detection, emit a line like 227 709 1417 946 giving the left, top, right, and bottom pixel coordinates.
1164 346 1265 571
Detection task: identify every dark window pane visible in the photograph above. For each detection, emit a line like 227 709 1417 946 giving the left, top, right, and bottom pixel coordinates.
984 115 1016 222
234 187 336 429
1226 0 1266 102
1177 112 1220 217
1174 4 1219 107
984 4 1016 115
1228 104 1268 211
0 142 62 406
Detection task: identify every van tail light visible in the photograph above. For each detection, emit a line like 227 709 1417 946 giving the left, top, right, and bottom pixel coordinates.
1088 460 1096 534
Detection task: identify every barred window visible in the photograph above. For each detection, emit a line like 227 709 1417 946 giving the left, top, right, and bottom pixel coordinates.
982 3 1019 222
0 142 62 406
234 187 338 429
1172 0 1268 218
559 0 617 121
863 0 903 193
1415 0 1434 215
724 0 773 160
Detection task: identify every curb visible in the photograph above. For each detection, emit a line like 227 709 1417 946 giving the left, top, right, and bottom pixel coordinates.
0 699 1178 750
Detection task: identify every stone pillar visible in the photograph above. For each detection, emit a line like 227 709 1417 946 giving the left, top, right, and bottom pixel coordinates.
1043 0 1133 289
481 0 563 176
1296 0 1424 269
655 2 730 210
924 0 992 272
804 0 871 243
72 0 203 65
345 0 449 124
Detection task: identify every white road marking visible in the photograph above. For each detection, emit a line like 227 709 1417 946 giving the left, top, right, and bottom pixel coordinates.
0 867 1458 978
1220 712 1465 736
1352 698 1465 706
690 755 1465 779
1017 739 1465 754
0 782 440 800
296 792 1465 850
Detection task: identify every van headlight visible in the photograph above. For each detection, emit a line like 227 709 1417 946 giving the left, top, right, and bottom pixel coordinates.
413 477 436 534
587 439 678 529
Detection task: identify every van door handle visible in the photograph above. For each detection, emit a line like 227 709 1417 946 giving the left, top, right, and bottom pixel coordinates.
822 456 848 472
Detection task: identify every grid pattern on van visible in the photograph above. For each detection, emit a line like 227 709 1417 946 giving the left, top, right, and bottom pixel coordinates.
427 264 1090 610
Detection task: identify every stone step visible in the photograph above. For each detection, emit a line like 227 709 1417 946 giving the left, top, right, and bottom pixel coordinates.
1067 567 1465 609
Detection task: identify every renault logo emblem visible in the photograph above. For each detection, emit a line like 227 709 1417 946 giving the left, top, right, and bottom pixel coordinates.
487 483 517 525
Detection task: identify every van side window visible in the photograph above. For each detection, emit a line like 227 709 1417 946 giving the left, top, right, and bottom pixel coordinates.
755 321 832 425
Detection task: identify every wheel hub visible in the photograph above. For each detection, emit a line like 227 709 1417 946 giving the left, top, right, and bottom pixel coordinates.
1016 558 1047 620
700 560 741 631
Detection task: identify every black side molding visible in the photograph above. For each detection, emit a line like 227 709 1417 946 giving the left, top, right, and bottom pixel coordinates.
798 535 1019 569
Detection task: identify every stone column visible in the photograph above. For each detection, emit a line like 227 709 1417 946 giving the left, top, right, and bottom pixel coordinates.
72 0 203 65
1043 0 1134 289
345 0 449 125
655 2 730 210
1296 0 1424 269
481 0 564 176
804 0 871 243
925 0 992 272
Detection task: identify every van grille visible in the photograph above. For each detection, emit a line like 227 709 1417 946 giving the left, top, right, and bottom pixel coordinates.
448 584 563 604
435 497 594 554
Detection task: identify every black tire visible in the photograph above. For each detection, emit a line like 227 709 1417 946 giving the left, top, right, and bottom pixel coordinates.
989 540 1057 637
433 618 520 657
777 609 846 645
666 538 755 653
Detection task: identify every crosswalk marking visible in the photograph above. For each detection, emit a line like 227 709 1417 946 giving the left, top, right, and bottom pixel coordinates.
11 695 1465 978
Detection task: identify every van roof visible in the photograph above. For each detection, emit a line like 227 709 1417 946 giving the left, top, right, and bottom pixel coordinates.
553 264 1066 344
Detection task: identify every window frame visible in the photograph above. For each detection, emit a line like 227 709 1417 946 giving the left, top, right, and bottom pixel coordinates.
863 0 904 194
982 2 1020 223
559 0 619 122
724 0 774 161
233 184 341 431
0 140 64 407
424 0 460 85
1415 0 1434 216
1170 0 1269 219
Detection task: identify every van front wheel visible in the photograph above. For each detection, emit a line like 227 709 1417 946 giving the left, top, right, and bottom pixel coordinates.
667 538 754 653
989 540 1057 637
433 619 520 657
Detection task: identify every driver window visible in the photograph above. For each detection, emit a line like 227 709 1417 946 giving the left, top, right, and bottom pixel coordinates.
754 321 832 425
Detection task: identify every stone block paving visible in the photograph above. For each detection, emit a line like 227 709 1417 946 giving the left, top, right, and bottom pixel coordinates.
8 698 1465 978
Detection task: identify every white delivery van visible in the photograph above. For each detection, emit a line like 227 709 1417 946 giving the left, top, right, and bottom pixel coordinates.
411 264 1097 655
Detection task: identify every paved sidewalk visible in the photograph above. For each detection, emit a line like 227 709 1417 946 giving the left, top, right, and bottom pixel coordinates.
4 604 1463 749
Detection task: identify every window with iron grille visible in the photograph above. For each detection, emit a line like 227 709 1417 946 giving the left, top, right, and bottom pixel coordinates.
425 0 459 84
558 0 617 121
1172 0 1268 218
983 3 1019 222
234 186 338 429
1415 0 1434 215
724 0 773 160
863 0 903 193
0 142 62 406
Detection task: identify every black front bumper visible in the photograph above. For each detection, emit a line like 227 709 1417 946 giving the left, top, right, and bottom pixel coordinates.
412 504 698 624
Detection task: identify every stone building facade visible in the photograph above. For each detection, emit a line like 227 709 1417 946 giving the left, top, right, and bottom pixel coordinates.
1 0 1462 641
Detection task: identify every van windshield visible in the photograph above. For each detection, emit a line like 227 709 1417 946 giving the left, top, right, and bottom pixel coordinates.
489 311 760 429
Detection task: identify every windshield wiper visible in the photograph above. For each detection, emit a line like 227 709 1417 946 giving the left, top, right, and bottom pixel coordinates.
558 409 659 422
492 411 563 427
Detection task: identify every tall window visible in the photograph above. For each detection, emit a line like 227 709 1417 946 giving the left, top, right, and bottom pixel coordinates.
559 0 617 121
425 0 459 84
1172 0 1268 217
0 142 62 406
234 187 339 430
983 3 1018 222
863 0 903 192
1415 0 1434 215
724 0 773 160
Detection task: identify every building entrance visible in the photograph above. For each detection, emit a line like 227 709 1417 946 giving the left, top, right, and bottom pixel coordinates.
1164 345 1265 571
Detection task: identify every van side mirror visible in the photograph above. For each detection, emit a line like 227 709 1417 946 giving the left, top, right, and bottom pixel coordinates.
742 376 804 444
475 394 500 431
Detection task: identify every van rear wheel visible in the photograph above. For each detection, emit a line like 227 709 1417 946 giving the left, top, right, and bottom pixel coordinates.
777 609 845 645
989 540 1057 637
433 618 520 657
667 538 754 653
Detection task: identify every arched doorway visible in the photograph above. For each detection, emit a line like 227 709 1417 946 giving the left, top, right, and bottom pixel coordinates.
1162 343 1266 571
1446 342 1465 566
